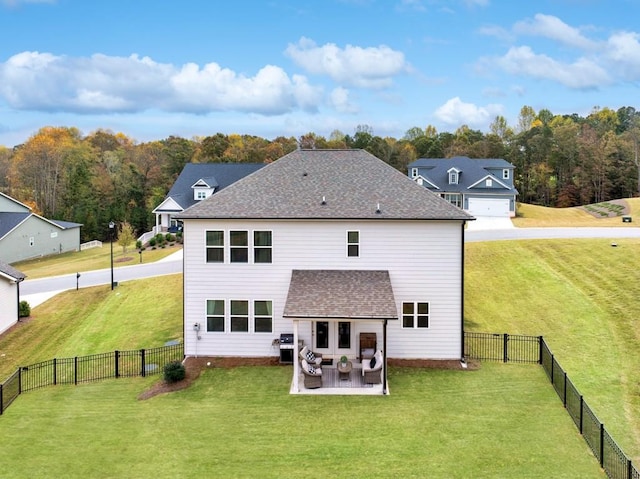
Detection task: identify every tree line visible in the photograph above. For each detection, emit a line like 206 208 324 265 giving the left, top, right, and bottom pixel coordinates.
1 104 639 242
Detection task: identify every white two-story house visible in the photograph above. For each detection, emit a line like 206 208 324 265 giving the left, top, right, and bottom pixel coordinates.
177 149 473 393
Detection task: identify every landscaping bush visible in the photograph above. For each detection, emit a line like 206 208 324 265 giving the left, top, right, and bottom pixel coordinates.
163 360 186 383
149 238 156 247
136 240 142 249
165 233 175 242
18 300 31 318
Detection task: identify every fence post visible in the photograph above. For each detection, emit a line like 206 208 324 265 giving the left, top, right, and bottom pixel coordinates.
53 358 57 385
74 357 78 385
579 396 584 434
550 354 554 385
503 333 508 363
628 459 632 479
141 349 146 377
18 367 22 395
563 372 567 407
0 383 3 415
600 424 604 468
538 336 543 364
115 350 120 378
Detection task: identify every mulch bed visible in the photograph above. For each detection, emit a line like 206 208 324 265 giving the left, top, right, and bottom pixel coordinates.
137 356 478 400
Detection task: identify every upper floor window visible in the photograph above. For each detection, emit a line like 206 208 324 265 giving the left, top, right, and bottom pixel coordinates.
347 231 359 257
230 231 249 263
503 169 509 180
195 190 208 200
254 231 272 263
448 170 459 185
206 231 224 263
411 168 418 178
402 302 429 328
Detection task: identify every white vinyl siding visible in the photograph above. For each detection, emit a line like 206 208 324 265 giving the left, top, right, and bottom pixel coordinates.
183 219 463 359
0 279 18 335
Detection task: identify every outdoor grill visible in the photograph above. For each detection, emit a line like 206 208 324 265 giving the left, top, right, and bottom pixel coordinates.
279 333 295 364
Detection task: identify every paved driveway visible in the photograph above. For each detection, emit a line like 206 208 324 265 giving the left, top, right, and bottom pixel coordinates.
466 216 515 230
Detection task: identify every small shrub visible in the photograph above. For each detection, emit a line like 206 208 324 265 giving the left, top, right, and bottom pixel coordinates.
19 300 31 318
149 238 156 247
136 240 142 249
163 361 186 383
165 233 175 242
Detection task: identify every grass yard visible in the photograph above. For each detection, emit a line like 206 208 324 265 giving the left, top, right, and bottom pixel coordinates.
12 243 182 279
466 238 640 462
0 275 183 378
0 363 603 479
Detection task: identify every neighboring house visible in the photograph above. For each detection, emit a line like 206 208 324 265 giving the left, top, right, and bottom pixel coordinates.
152 163 266 234
0 192 82 264
177 149 473 393
408 156 518 217
0 260 25 335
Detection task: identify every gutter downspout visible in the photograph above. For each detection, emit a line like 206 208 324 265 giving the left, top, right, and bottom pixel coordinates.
16 277 24 321
383 319 388 395
461 221 466 361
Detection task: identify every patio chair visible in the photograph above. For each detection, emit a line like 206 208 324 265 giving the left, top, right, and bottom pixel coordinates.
361 350 383 384
301 359 322 389
299 345 323 366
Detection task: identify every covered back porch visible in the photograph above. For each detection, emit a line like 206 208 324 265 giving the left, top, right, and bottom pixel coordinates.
283 270 398 395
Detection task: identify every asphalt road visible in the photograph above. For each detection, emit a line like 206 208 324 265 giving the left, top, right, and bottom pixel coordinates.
20 225 640 306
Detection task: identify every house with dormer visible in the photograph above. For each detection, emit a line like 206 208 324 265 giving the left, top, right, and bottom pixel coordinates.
177 149 474 394
408 156 518 217
152 163 265 234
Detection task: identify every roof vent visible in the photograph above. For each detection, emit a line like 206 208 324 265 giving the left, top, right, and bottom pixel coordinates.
321 196 326 205
376 203 381 214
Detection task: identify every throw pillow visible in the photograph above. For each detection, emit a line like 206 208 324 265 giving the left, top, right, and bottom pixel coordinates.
369 355 377 369
308 365 316 374
306 350 316 362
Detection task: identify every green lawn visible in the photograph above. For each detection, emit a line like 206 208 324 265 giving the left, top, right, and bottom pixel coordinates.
12 243 182 279
0 364 603 479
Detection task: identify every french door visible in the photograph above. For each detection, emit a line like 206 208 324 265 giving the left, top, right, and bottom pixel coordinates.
313 321 355 358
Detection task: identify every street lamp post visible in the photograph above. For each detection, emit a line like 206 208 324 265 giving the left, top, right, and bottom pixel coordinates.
109 221 115 290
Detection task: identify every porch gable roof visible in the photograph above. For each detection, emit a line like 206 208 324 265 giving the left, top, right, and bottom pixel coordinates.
283 270 398 320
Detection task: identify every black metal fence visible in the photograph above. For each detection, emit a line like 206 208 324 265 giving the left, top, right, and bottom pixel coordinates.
0 342 183 415
465 332 639 479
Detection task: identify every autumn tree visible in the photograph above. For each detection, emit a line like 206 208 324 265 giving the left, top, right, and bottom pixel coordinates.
117 221 136 253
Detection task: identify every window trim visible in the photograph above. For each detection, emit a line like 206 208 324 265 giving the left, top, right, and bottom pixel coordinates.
347 230 360 258
205 230 224 263
402 301 430 329
205 299 225 332
230 299 249 333
253 230 273 264
230 230 249 263
254 300 273 333
502 169 509 180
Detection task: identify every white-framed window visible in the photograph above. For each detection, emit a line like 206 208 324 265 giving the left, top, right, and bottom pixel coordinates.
254 300 273 333
443 193 462 208
254 231 272 263
205 230 224 263
503 169 509 180
402 302 429 328
230 300 249 332
411 168 418 178
195 190 207 200
486 178 493 187
449 171 458 184
230 231 249 263
347 230 359 257
206 299 225 332
29 236 34 247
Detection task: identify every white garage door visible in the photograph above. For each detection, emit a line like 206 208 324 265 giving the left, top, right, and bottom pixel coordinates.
467 198 510 217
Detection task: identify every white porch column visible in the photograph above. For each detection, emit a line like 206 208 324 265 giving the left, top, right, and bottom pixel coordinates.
293 320 300 392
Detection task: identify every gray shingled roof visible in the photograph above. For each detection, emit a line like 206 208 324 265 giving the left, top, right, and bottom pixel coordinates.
283 270 398 320
0 260 25 281
163 163 265 211
0 212 30 239
408 156 519 195
178 149 473 220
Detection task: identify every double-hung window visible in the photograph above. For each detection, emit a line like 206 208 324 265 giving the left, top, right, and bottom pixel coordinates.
230 300 249 332
254 300 273 333
206 300 225 332
402 302 429 328
230 231 249 263
254 231 272 263
347 231 359 257
206 231 224 263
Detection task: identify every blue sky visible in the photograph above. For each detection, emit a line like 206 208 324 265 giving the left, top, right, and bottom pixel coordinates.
1 0 639 147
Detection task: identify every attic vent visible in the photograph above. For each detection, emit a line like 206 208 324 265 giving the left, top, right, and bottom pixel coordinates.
321 196 326 205
376 203 381 214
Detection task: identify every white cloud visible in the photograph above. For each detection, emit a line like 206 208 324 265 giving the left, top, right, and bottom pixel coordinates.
493 45 611 89
514 14 597 50
605 31 640 80
0 51 324 115
328 87 359 114
284 37 409 89
434 97 502 127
